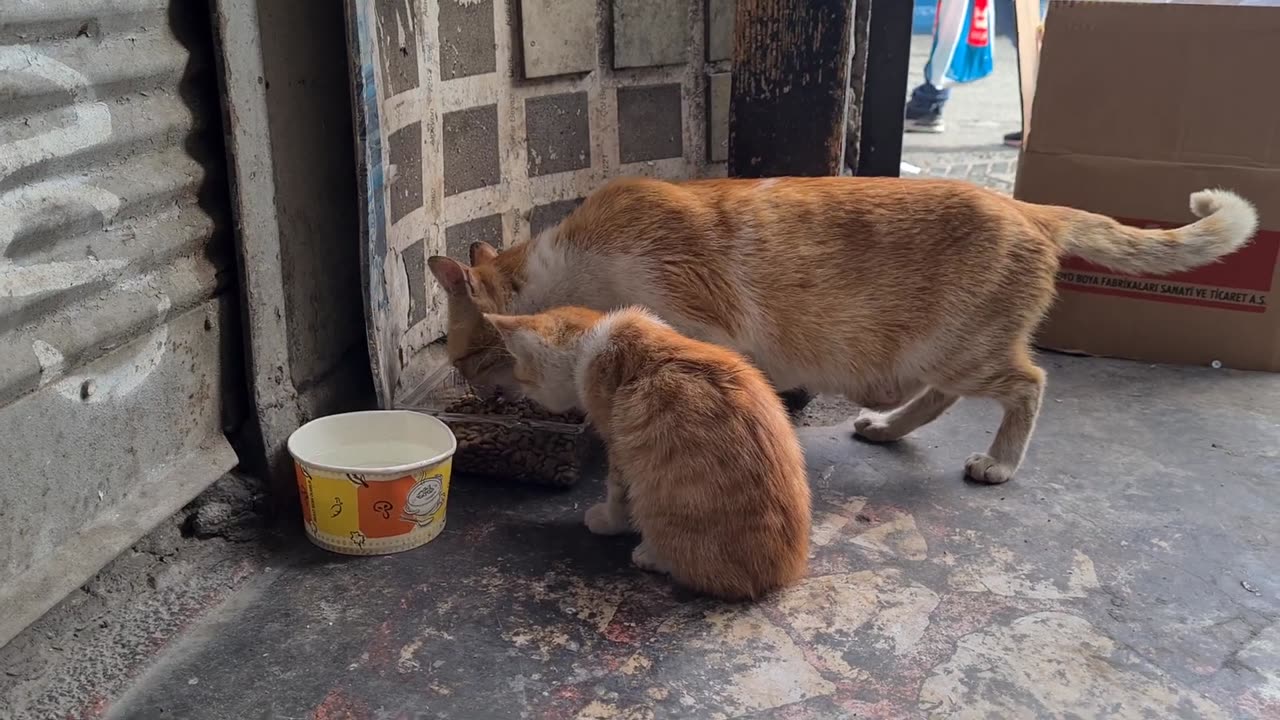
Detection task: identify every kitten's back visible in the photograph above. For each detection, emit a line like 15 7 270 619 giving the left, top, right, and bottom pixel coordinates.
591 309 811 600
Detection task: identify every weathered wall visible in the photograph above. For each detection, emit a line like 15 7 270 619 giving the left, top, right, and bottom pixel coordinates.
211 0 375 495
258 2 373 426
0 0 240 645
349 0 736 406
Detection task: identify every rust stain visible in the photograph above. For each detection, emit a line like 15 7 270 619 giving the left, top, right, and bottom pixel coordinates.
311 689 367 720
603 619 639 645
1240 692 1280 720
77 695 108 720
362 618 398 671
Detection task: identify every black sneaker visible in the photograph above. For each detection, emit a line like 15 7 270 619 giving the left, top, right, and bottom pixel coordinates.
905 83 949 133
1003 130 1023 148
906 110 945 133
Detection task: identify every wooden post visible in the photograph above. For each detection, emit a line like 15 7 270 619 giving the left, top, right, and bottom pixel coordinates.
727 0 856 178
844 0 874 174
855 0 914 177
1013 0 1042 141
727 0 858 415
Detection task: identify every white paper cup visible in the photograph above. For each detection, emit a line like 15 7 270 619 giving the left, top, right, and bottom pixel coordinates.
287 411 456 555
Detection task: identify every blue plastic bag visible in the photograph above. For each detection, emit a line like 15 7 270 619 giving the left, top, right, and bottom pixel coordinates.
925 0 995 87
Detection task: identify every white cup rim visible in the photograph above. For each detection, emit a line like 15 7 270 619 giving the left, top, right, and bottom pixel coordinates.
287 410 457 477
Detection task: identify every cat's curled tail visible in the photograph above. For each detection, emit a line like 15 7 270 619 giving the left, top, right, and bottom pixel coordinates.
1041 189 1258 275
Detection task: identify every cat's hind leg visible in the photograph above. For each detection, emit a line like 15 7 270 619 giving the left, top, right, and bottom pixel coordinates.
854 387 958 443
961 349 1046 485
848 376 926 413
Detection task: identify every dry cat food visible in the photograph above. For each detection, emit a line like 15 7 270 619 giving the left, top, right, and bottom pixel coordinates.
441 394 598 486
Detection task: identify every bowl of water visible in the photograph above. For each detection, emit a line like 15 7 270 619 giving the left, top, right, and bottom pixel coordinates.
287 410 456 555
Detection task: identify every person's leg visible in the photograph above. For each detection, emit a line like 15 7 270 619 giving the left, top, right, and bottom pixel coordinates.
909 0 984 134
905 81 950 133
995 0 1016 40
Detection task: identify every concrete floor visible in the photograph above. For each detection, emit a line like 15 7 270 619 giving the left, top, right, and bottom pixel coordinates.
44 356 1270 719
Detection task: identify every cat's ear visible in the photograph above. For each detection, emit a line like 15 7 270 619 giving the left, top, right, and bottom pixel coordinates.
469 241 499 266
427 256 474 297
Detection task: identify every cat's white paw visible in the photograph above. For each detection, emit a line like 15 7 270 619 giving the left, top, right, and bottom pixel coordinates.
631 542 666 573
853 410 904 443
964 453 1015 485
584 503 629 535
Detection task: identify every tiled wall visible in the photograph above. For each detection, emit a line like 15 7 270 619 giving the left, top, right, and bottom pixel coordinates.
355 0 735 400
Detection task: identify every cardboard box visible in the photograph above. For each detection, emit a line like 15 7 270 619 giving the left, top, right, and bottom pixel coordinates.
1016 0 1280 371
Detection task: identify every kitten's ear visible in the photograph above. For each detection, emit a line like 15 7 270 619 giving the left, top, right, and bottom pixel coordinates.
427 256 474 297
469 241 499 266
483 313 525 337
484 314 535 356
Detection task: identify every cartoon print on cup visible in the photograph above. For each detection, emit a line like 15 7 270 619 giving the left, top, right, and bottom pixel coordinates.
401 474 445 526
373 500 394 519
346 473 369 488
350 530 367 548
330 496 344 518
297 469 314 521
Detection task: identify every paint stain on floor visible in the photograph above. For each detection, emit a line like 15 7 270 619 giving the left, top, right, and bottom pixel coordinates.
918 612 1229 719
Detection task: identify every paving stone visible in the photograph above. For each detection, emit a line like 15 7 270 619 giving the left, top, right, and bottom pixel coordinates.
386 121 423 224
902 151 1020 194
402 238 428 326
442 105 501 196
438 0 497 80
707 0 735 61
529 198 584 236
525 92 592 177
520 0 597 78
374 0 420 97
445 214 504 261
617 83 684 163
613 0 687 69
707 72 731 163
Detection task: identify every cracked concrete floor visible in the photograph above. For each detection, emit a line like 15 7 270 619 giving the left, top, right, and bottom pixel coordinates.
5 354 1274 719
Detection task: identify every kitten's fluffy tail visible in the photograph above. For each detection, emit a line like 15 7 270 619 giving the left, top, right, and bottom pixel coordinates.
1046 189 1258 275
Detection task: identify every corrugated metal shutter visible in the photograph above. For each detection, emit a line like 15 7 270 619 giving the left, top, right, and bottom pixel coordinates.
0 0 239 645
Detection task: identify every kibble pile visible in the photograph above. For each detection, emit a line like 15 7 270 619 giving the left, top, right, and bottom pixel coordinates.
444 394 588 486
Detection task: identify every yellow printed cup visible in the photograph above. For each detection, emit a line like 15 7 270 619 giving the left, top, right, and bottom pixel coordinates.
287 411 456 555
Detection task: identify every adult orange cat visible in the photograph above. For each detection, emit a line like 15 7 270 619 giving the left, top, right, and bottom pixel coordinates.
428 176 1257 484
483 305 811 600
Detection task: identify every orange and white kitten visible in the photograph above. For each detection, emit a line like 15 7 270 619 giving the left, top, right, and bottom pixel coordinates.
484 305 811 601
429 176 1257 484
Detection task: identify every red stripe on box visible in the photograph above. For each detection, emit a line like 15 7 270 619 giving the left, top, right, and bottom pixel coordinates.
1060 222 1279 293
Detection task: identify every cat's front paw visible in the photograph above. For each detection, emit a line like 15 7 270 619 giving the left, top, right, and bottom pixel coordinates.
964 453 1015 485
853 410 904 443
584 503 629 535
631 541 666 573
